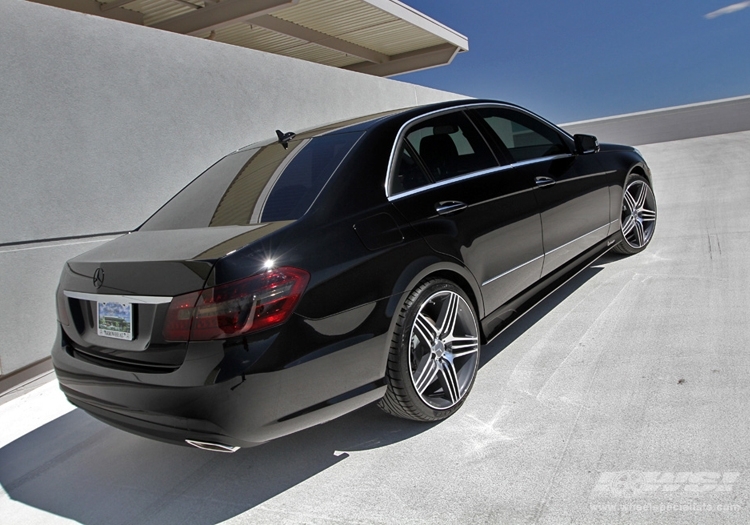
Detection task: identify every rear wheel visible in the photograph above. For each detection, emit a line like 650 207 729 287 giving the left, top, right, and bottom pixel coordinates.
614 174 657 255
379 279 480 421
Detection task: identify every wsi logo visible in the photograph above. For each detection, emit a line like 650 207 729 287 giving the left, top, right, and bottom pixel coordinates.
592 471 740 498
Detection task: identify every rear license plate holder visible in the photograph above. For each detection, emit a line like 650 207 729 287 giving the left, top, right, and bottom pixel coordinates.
97 301 133 341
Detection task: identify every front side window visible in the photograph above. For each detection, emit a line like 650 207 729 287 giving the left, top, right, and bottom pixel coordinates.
474 107 569 163
390 111 497 195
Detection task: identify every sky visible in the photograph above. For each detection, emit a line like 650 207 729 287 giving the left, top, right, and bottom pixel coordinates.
393 1 750 123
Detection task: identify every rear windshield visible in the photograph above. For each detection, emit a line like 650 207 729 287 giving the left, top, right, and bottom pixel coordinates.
141 131 363 231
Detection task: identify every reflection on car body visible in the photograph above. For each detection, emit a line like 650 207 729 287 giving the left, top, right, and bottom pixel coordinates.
52 100 656 451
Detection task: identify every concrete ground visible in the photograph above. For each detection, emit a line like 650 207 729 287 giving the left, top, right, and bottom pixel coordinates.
1 130 749 525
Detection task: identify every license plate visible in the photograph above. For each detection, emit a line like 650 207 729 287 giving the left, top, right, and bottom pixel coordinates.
97 301 133 341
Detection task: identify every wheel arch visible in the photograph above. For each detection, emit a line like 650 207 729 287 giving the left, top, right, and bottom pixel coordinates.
629 162 653 187
428 269 483 330
386 259 485 342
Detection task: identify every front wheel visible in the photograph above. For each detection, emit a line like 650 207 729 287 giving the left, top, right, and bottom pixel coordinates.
613 174 657 255
378 279 480 421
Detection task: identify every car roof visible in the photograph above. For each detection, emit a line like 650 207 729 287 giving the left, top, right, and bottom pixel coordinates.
235 99 526 153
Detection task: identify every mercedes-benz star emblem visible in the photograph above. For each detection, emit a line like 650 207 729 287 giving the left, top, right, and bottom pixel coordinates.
93 267 105 289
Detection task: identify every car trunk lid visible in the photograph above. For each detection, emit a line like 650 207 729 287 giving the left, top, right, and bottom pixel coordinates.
58 223 288 369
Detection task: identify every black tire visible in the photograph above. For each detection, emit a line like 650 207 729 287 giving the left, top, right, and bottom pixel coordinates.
378 278 480 421
613 173 657 255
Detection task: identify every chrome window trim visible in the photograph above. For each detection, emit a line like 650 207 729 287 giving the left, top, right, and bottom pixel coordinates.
385 102 576 200
482 254 544 287
387 154 573 202
389 164 508 201
505 153 573 169
64 291 173 304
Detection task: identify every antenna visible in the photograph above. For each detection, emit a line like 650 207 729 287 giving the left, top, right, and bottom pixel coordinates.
275 129 296 149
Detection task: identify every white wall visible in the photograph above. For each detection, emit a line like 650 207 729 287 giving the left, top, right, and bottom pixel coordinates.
0 0 466 377
562 95 750 146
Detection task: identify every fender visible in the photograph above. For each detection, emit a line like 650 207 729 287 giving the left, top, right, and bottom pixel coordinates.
385 257 485 340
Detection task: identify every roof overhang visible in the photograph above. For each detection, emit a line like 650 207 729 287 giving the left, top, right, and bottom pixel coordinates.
27 0 468 76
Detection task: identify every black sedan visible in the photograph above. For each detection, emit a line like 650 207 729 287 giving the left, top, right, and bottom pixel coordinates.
52 99 656 452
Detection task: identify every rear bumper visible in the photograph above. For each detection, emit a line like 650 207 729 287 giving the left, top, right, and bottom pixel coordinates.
62 390 245 448
51 326 388 448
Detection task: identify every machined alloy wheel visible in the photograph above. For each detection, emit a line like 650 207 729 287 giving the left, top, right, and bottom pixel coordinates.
615 174 657 255
379 279 480 421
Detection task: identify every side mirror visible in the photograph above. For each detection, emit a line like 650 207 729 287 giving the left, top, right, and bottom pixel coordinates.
574 134 600 155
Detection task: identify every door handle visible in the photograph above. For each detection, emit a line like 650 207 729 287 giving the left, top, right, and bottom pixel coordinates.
535 176 556 187
435 201 467 215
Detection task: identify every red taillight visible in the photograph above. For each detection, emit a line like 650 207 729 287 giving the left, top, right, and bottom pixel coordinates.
162 267 309 342
162 291 201 341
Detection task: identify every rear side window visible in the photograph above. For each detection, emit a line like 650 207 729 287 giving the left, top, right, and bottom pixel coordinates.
474 107 569 163
390 111 497 195
141 131 362 231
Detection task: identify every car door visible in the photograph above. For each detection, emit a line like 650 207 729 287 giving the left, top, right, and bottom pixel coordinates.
387 109 544 314
470 106 612 277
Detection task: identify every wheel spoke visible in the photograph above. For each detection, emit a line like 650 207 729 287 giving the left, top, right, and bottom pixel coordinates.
640 208 657 221
447 335 479 357
634 220 645 247
438 359 460 403
621 214 636 236
413 355 439 394
623 190 637 213
635 182 648 209
414 313 437 346
436 293 460 338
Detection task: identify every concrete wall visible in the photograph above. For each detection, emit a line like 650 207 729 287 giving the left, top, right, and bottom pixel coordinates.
561 95 750 146
0 0 466 377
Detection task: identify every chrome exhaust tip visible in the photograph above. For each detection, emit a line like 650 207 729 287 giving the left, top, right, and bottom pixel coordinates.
185 439 240 453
